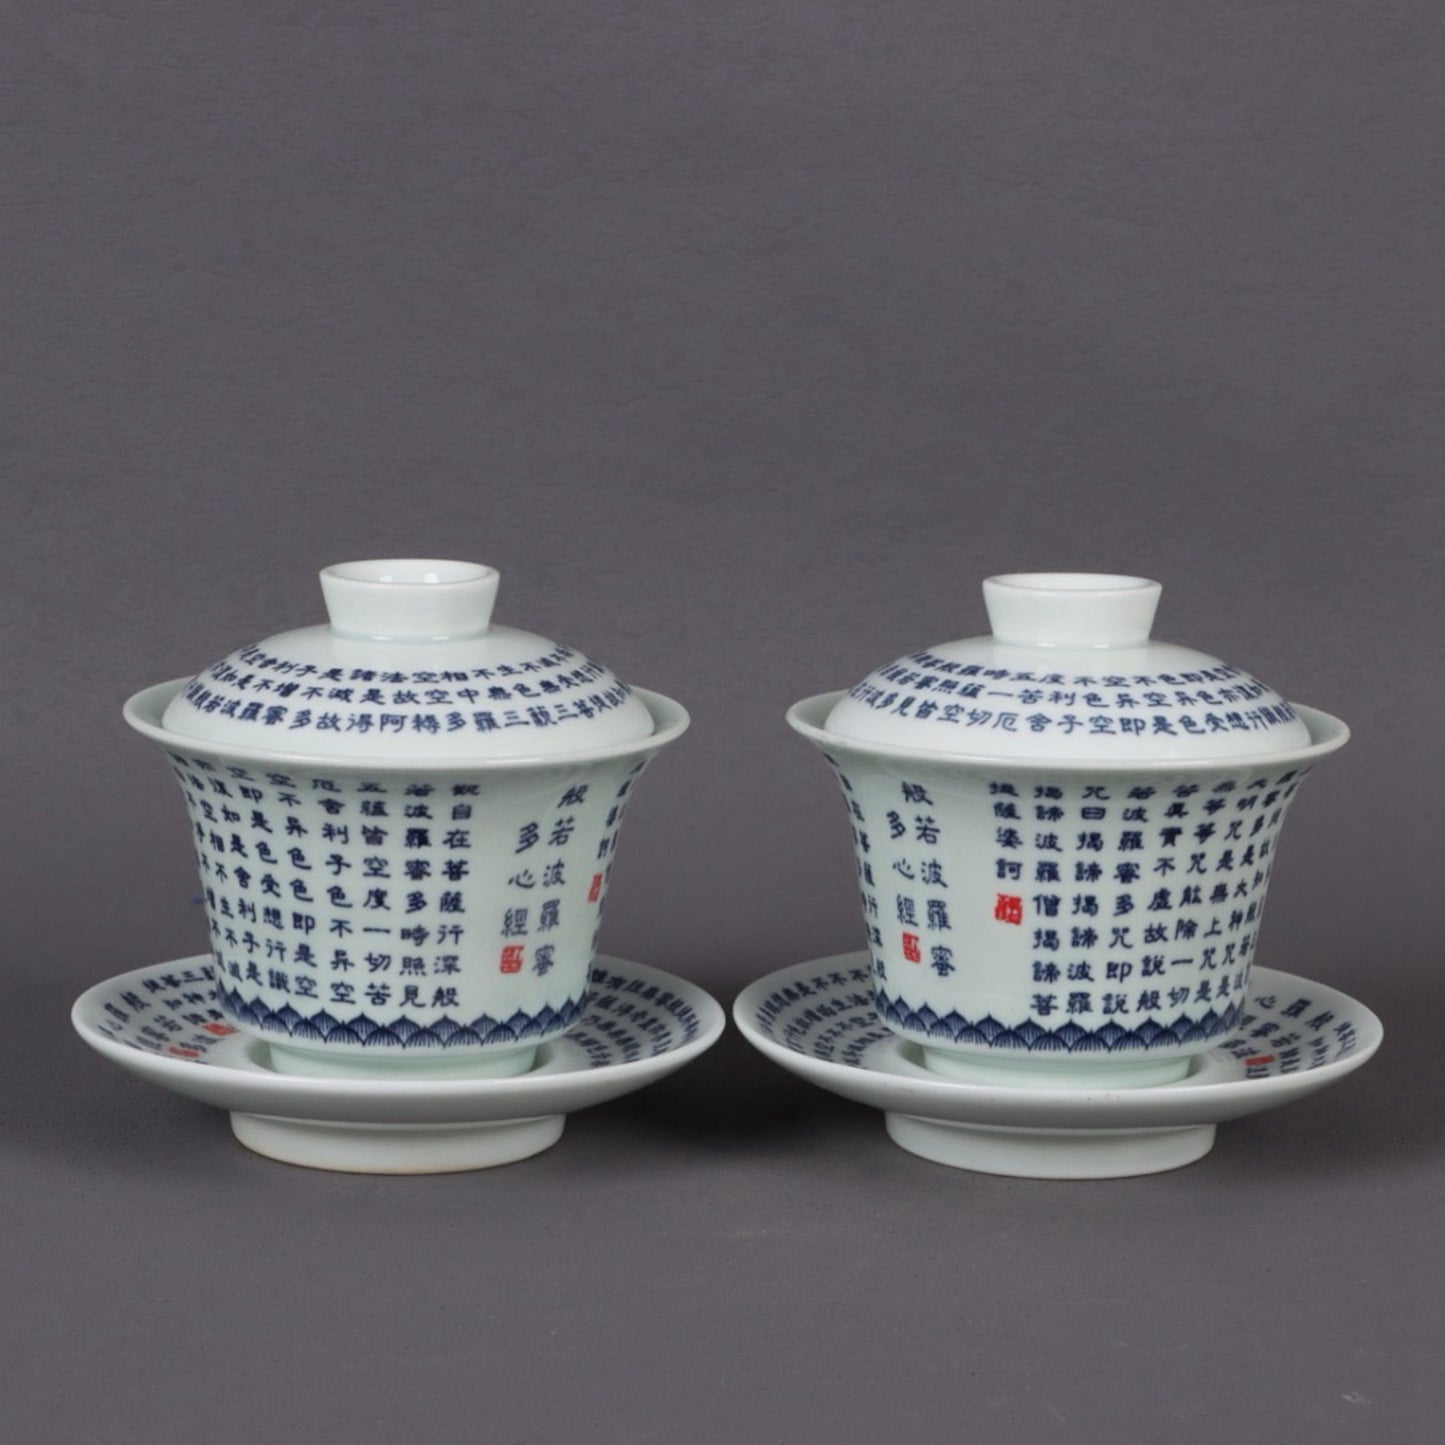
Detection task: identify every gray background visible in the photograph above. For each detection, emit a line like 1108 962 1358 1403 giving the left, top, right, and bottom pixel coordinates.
4 2 1443 1440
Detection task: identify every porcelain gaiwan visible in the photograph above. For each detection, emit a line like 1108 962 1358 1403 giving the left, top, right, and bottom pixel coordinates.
788 573 1348 1088
126 559 688 1079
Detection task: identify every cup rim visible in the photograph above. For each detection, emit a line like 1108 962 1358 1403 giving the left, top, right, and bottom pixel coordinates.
786 691 1349 773
126 678 689 772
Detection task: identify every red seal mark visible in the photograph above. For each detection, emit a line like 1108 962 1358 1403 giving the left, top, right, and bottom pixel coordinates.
1245 1054 1275 1067
902 931 921 963
994 893 1023 925
500 945 525 974
202 1022 238 1036
587 872 604 903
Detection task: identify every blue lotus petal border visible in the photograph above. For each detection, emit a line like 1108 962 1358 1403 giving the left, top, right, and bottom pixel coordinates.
216 981 587 1051
874 988 1242 1054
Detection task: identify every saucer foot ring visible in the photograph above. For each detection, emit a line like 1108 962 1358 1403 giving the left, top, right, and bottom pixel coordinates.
230 1113 566 1174
884 1114 1217 1180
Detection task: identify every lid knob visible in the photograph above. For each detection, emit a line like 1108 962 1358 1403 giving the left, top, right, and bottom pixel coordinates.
319 559 499 641
982 572 1161 649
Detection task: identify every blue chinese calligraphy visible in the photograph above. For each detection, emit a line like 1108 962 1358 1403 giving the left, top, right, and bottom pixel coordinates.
751 962 1366 1081
819 752 1313 1061
177 643 637 742
89 957 704 1069
163 749 650 1055
990 770 1305 1048
843 653 1300 746
751 963 893 1069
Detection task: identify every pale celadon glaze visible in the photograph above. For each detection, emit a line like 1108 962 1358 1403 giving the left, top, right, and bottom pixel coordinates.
73 954 725 1173
734 954 1382 1178
791 572 1348 1091
824 572 1312 760
160 558 656 758
126 560 688 1082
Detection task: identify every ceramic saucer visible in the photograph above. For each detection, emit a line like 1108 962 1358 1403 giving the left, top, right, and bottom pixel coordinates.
734 953 1382 1179
74 954 724 1174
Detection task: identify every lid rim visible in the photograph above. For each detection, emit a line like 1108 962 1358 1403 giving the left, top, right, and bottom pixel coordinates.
129 679 689 772
789 692 1348 773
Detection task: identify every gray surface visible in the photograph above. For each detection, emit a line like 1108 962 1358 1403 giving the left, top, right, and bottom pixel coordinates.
4 2 1442 1440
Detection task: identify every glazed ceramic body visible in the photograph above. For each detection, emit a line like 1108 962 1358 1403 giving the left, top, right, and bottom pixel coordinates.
823 574 1313 762
789 694 1346 1086
790 573 1348 1088
125 559 687 1079
160 560 656 759
128 681 686 1077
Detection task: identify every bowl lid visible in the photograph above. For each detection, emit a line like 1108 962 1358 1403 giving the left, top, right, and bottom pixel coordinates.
157 559 656 759
823 573 1313 761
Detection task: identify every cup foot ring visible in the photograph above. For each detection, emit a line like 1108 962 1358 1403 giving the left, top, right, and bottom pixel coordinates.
229 1113 566 1174
884 1113 1216 1179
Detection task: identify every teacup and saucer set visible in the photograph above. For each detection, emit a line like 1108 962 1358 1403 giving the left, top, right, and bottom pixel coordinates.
73 560 724 1172
735 571 1381 1177
72 563 1380 1177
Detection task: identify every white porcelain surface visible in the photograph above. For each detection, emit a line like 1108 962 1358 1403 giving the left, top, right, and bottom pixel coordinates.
73 954 725 1173
790 571 1348 1089
160 559 655 759
824 573 1311 761
125 559 688 1077
128 682 686 1077
734 954 1381 1178
790 694 1347 1089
